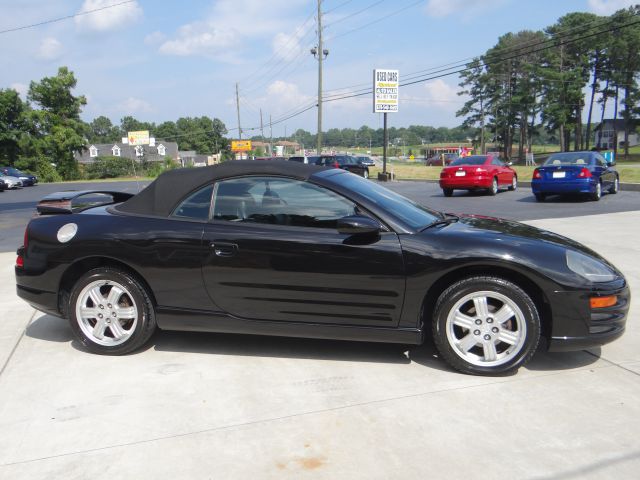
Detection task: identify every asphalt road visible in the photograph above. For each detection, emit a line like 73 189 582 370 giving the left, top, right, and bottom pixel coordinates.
1 178 639 251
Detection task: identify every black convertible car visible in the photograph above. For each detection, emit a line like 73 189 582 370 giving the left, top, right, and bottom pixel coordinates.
15 161 629 375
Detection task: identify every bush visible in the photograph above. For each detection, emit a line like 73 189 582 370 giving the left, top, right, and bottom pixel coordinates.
85 156 136 179
35 159 62 183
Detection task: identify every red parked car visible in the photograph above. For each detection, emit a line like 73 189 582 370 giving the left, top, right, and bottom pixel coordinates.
439 155 517 197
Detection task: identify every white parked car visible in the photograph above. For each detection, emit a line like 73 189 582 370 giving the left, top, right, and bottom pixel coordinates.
0 172 23 189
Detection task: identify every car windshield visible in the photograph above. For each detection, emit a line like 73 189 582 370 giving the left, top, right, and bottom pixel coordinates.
330 173 440 230
544 153 594 166
450 156 487 166
5 168 22 175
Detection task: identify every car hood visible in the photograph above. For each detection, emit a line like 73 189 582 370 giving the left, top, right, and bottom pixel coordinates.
411 214 623 285
1 175 20 182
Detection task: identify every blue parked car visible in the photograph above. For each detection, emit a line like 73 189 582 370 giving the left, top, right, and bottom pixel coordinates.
531 151 619 202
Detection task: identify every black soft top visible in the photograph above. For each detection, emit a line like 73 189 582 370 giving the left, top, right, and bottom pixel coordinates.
115 160 329 216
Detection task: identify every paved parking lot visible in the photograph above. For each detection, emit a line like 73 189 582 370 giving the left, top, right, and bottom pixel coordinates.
0 179 639 479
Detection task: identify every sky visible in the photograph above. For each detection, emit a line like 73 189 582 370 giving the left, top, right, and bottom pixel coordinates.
0 0 637 138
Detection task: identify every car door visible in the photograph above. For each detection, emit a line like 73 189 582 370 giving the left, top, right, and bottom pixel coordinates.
201 176 406 327
595 153 614 187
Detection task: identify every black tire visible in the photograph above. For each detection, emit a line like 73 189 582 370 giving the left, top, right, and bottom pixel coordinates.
363 169 369 179
609 176 619 194
432 276 540 376
488 177 498 196
591 181 602 201
508 175 517 191
443 188 453 197
68 267 156 355
534 193 545 202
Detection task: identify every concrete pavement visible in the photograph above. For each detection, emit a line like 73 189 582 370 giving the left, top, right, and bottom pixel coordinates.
0 212 638 479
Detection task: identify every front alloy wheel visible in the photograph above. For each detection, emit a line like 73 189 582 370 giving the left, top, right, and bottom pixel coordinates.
363 169 369 179
508 176 517 191
69 267 156 354
432 276 540 375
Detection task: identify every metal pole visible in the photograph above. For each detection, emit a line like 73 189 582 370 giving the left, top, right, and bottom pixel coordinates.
316 0 323 155
235 82 242 140
383 112 388 175
269 114 273 156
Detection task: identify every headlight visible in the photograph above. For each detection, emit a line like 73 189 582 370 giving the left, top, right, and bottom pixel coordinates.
566 250 616 282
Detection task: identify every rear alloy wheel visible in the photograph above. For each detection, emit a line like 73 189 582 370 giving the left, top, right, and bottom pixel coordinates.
534 193 545 202
443 188 453 197
69 267 156 355
432 276 540 375
488 178 498 196
508 175 518 191
609 176 619 194
363 169 369 179
591 181 602 201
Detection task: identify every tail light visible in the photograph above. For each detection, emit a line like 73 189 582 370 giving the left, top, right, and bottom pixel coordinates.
333 161 340 168
533 169 541 179
16 226 27 268
475 168 487 174
578 168 592 178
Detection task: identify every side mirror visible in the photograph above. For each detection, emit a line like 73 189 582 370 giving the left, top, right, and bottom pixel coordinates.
506 161 513 166
608 161 616 167
337 215 380 235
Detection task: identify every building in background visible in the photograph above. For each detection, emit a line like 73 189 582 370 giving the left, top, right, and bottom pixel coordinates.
594 119 639 150
75 140 179 164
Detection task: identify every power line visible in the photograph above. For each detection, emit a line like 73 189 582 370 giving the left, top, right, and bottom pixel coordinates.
0 0 136 34
324 0 386 28
326 0 423 41
325 0 356 15
323 10 633 95
239 8 317 89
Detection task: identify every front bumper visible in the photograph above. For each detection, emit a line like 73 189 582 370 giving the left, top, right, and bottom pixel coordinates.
532 178 594 195
547 283 630 351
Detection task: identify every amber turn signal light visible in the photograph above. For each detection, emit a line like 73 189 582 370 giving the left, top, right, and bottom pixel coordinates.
590 295 617 309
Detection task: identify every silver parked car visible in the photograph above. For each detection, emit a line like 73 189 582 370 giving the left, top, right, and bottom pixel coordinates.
0 172 23 189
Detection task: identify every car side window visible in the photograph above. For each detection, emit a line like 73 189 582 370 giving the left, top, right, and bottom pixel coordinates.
595 154 606 167
171 184 214 221
212 177 357 229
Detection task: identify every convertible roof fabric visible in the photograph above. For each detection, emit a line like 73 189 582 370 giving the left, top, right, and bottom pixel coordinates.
115 160 329 216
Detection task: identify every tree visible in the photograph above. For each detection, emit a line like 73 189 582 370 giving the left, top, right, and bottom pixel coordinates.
26 67 87 179
0 88 26 164
87 116 120 143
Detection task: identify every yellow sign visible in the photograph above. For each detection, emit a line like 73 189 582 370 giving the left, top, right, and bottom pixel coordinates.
409 154 415 161
231 140 252 152
128 130 150 146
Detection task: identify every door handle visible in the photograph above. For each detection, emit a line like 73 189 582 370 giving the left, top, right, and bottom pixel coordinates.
210 242 238 257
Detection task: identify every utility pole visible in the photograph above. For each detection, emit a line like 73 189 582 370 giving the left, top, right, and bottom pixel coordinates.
311 0 328 155
260 108 265 147
235 82 242 140
269 114 273 156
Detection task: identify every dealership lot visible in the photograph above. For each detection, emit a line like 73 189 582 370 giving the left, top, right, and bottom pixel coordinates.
0 180 639 479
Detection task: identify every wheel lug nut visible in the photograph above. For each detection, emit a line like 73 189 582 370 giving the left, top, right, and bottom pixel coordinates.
107 304 112 308
474 330 481 336
484 334 491 340
492 327 499 333
99 304 104 309
112 312 116 316
475 319 482 325
486 318 493 323
98 313 103 318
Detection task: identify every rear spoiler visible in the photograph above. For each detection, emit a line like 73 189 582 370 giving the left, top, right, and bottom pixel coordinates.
37 190 134 215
